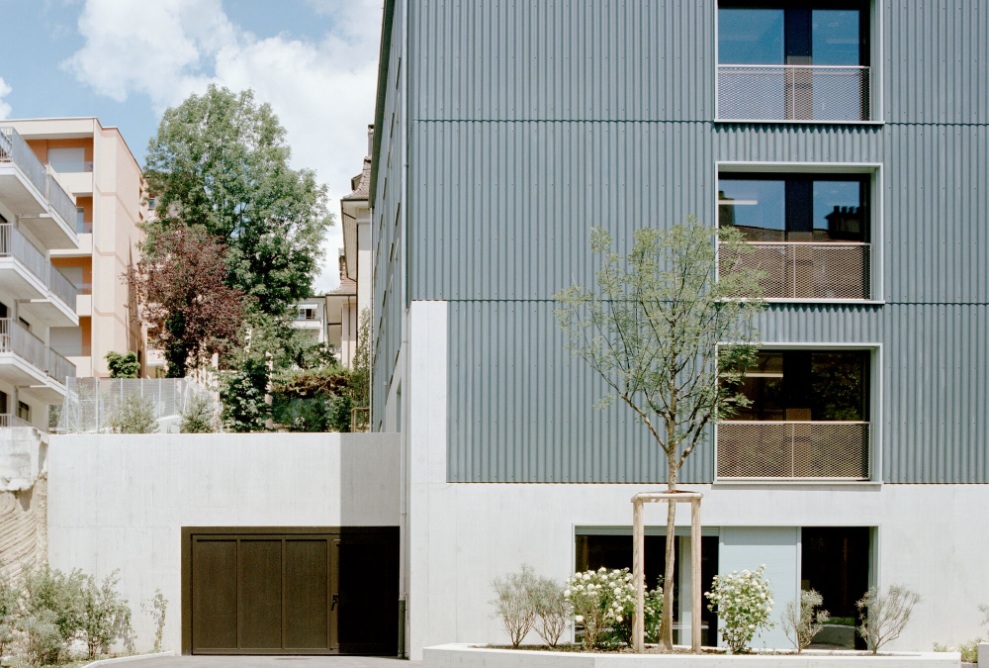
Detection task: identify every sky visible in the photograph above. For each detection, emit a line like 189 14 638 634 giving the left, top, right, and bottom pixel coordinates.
0 0 383 294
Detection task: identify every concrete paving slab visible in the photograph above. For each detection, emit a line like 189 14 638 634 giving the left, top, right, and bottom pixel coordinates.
117 656 417 668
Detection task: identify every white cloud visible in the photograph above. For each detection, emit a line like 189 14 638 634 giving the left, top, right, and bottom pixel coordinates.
0 77 11 119
62 0 382 293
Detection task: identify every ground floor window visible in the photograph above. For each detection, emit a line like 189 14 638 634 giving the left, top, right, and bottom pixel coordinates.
801 526 872 649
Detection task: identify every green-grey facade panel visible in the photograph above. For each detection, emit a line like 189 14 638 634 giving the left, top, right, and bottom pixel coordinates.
447 303 989 484
409 0 714 122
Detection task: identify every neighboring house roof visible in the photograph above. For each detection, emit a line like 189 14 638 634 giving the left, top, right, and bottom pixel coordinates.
342 157 371 201
328 275 357 297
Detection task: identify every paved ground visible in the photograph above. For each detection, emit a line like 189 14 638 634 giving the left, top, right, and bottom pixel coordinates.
116 655 419 668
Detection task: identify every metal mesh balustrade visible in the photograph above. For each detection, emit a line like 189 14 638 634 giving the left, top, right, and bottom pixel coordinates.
58 377 219 434
718 65 871 121
717 421 870 480
720 242 871 300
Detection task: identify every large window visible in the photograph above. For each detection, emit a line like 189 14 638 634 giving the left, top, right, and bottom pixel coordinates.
717 349 872 480
718 172 872 300
718 1 871 121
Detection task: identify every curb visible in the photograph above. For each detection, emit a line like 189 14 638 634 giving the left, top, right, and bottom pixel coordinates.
83 651 176 668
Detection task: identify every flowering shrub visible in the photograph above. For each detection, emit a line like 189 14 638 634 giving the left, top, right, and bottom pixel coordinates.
706 565 774 653
565 568 634 648
611 583 665 645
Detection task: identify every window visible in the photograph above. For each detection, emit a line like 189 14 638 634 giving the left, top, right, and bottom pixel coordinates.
718 172 872 300
718 1 871 121
47 147 91 173
17 401 30 423
717 349 872 480
296 306 318 321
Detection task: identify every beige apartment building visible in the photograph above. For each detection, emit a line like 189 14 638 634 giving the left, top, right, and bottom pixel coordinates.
6 118 148 379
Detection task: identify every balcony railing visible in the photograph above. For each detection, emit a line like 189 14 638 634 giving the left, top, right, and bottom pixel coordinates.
720 242 871 300
0 318 76 384
0 224 79 309
717 421 870 480
0 413 34 428
0 127 47 196
718 65 871 121
45 170 78 229
49 160 94 174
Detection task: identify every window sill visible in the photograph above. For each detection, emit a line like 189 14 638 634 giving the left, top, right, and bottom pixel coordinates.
714 118 884 127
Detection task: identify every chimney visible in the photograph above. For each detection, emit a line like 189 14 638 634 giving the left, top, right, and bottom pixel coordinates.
367 125 374 156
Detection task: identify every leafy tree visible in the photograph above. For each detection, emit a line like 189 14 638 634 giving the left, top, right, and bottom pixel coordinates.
105 351 140 378
80 570 133 659
221 357 271 432
349 308 372 408
555 220 764 649
144 85 332 319
129 224 245 377
109 395 158 434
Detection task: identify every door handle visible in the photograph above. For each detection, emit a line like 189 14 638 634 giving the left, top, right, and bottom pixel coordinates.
331 593 339 611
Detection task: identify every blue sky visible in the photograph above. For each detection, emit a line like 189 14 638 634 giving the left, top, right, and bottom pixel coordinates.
0 0 382 293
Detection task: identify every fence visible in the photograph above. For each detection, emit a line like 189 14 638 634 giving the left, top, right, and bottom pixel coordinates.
58 377 219 434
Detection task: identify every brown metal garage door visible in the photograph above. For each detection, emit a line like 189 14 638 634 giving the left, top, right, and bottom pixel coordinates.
182 527 399 656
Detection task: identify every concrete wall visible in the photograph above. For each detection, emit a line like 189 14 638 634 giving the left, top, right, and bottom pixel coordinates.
47 432 401 653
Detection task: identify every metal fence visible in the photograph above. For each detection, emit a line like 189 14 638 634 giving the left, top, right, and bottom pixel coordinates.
58 377 219 434
718 65 871 121
720 242 871 300
717 421 870 480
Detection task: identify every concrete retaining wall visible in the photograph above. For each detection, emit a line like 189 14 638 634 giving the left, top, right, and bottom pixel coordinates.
47 432 401 653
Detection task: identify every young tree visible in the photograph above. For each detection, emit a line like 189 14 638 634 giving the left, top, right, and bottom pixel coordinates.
144 85 332 319
555 219 764 650
129 224 245 377
105 351 140 378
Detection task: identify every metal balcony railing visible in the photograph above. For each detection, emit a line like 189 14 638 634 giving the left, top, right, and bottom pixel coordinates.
0 413 33 428
49 160 94 173
45 170 78 229
0 318 76 384
718 65 871 121
0 224 79 310
0 127 47 196
717 421 870 480
720 242 871 300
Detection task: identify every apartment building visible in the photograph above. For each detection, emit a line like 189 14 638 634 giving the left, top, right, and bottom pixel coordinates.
5 118 147 379
0 126 78 431
371 0 989 658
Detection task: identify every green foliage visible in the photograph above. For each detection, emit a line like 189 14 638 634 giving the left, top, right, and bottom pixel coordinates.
105 352 140 379
81 571 134 659
857 585 920 655
706 565 775 654
0 566 19 658
221 357 271 432
565 568 637 649
109 395 158 434
142 589 168 654
19 566 87 665
491 565 539 648
349 309 372 409
933 640 979 663
144 85 332 320
180 393 216 433
782 589 831 653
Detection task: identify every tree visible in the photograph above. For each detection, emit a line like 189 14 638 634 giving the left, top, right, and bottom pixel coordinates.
555 219 764 650
144 85 332 319
129 224 245 377
105 351 139 378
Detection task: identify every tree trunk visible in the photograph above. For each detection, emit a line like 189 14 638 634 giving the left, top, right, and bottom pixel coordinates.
660 456 678 650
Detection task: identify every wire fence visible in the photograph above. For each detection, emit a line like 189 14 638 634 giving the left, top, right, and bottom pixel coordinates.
58 377 220 434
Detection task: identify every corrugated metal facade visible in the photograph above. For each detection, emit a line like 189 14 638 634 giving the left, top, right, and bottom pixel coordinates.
373 1 989 482
371 0 407 428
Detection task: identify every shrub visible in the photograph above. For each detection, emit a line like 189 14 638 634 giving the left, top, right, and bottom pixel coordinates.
565 568 635 649
109 394 158 434
19 566 87 664
781 589 830 653
221 358 271 432
933 640 979 663
491 565 539 648
81 570 134 658
180 393 216 433
105 352 140 378
142 589 168 653
531 576 570 648
856 585 920 655
706 565 774 654
0 566 18 658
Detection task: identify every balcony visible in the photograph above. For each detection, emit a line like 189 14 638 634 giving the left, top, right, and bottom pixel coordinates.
0 127 79 249
718 65 871 122
0 225 78 326
0 318 76 402
719 242 871 300
717 421 870 480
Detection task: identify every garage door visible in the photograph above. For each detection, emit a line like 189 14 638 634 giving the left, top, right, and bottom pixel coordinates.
182 527 399 656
